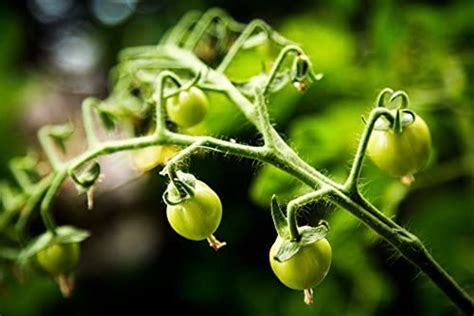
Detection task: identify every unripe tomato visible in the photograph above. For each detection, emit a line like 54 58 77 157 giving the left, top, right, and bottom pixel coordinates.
269 235 332 290
36 243 80 276
130 145 179 172
367 114 431 177
166 180 222 241
166 87 209 128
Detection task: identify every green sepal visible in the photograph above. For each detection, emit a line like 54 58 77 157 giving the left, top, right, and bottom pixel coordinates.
71 162 101 189
270 195 290 239
292 55 309 81
164 171 197 205
18 226 90 263
273 222 329 263
374 110 415 132
98 108 117 131
54 226 91 244
48 123 74 153
393 109 403 134
299 222 329 246
273 239 300 263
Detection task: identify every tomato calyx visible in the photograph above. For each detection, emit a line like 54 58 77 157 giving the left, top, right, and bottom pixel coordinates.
272 224 329 262
367 88 432 183
291 54 310 92
18 226 90 263
372 109 416 133
17 226 89 298
71 162 102 210
373 88 418 134
270 195 329 262
162 170 197 206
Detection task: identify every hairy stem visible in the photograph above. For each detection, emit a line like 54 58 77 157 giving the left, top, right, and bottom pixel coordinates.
2 9 471 314
270 145 473 315
286 188 331 241
344 107 393 193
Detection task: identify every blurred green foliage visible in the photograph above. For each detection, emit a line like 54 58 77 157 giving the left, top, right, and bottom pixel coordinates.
0 1 473 315
0 11 26 170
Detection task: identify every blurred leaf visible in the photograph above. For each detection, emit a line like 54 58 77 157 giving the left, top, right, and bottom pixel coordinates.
280 16 355 73
54 226 91 244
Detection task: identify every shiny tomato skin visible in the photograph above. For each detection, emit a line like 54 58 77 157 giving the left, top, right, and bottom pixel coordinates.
166 87 208 128
166 180 222 241
36 243 80 276
270 235 332 290
368 114 431 177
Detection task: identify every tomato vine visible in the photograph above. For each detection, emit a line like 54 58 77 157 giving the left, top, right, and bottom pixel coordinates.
0 8 472 314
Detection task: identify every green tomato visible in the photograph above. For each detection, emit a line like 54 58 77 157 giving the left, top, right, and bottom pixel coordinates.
36 243 80 276
166 87 209 128
269 235 332 290
367 114 431 177
166 180 222 241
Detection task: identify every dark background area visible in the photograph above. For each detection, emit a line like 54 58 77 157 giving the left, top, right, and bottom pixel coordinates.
0 0 473 315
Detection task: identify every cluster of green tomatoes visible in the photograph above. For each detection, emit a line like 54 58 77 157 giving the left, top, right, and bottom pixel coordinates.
35 85 431 303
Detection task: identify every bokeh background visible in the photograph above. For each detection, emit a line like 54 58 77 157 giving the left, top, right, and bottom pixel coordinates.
0 0 473 315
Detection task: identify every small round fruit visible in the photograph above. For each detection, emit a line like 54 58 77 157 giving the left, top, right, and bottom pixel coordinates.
166 180 222 241
269 236 332 290
367 114 431 177
166 87 209 128
36 243 80 276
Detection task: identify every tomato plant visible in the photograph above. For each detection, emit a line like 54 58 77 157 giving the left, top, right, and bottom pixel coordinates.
0 9 471 314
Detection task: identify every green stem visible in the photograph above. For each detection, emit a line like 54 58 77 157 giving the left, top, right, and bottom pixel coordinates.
270 146 473 315
15 174 54 234
263 45 302 95
82 98 100 147
160 10 202 46
183 8 238 51
40 171 67 235
152 71 183 136
286 188 331 241
38 127 62 170
9 159 34 192
255 90 276 147
344 107 393 194
217 19 272 72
